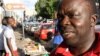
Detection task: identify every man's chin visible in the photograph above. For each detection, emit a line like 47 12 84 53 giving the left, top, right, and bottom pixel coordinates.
63 36 79 47
63 32 75 39
65 40 76 46
63 36 78 46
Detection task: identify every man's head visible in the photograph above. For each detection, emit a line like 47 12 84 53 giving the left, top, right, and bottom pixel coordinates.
57 0 97 46
3 17 17 28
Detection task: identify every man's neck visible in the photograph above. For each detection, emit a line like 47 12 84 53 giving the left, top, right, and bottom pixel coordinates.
69 31 95 56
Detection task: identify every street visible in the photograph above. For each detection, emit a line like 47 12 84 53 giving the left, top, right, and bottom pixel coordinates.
14 24 100 56
15 28 49 56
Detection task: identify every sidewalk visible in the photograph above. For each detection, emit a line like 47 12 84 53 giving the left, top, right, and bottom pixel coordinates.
14 28 34 56
14 28 49 56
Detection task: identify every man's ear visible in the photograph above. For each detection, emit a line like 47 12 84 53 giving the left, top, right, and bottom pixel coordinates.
91 14 98 27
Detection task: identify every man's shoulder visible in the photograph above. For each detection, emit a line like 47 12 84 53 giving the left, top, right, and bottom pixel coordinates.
96 32 100 42
2 25 7 30
4 27 13 33
94 32 100 53
50 42 67 56
5 26 12 30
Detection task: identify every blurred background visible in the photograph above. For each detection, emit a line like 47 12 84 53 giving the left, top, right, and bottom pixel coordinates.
0 0 100 56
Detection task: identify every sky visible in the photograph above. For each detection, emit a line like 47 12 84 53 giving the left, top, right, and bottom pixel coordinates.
21 0 38 16
21 0 38 10
3 0 38 10
3 0 38 18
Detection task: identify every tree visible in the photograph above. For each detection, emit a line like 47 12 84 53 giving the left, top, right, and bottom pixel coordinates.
35 0 59 19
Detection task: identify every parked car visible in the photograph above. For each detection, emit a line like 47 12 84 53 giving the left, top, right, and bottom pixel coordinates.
39 23 55 40
24 22 40 32
24 21 41 35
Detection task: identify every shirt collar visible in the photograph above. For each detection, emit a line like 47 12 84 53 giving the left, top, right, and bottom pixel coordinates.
56 32 100 55
93 32 100 54
56 42 68 53
7 25 12 29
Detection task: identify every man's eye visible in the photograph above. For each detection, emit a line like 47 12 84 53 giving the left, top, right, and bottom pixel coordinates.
73 14 81 19
67 14 74 18
74 14 80 16
57 15 64 19
74 12 80 16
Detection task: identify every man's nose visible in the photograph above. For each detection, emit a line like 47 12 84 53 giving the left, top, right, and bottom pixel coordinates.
61 16 71 25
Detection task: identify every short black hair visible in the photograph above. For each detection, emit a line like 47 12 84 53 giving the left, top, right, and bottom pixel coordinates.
2 17 10 26
2 16 14 26
57 0 97 15
84 0 97 14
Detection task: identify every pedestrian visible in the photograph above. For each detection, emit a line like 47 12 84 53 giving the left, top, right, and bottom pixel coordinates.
52 30 63 48
0 17 6 56
50 0 100 56
47 32 55 51
52 16 63 48
3 17 19 56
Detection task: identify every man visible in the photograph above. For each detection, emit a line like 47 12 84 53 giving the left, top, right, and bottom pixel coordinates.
0 17 6 56
50 0 100 56
3 17 19 56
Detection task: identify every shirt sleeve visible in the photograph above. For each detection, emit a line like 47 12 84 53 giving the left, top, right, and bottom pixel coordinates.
4 29 13 39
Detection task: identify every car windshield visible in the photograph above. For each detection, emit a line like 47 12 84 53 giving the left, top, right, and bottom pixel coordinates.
32 24 40 27
42 24 54 29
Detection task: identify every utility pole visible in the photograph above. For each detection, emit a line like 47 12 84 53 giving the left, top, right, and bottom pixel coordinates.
22 11 25 38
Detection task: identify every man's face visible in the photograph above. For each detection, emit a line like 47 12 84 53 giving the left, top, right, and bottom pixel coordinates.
57 0 95 46
8 18 17 28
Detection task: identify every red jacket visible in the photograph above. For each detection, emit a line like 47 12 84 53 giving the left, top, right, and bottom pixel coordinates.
50 32 100 56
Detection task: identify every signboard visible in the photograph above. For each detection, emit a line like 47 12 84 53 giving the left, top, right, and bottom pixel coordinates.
5 3 25 10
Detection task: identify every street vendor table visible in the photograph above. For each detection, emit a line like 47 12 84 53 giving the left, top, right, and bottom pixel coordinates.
23 43 49 56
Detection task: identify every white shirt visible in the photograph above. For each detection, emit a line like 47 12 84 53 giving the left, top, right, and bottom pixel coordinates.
3 26 17 54
0 24 6 50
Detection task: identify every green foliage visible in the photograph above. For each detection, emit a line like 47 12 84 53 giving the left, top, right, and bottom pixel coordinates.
35 0 59 19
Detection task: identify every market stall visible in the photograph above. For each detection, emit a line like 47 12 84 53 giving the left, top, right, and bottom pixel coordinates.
23 41 49 56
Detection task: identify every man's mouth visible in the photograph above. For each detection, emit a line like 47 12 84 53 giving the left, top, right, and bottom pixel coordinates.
63 31 74 35
60 26 75 37
63 29 75 33
62 30 75 39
